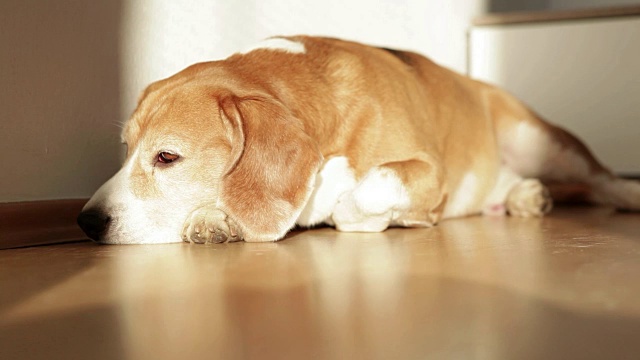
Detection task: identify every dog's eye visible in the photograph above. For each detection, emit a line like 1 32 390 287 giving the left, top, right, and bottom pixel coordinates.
157 152 179 164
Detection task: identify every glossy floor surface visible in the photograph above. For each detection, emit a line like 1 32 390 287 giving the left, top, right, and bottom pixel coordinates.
1 207 639 360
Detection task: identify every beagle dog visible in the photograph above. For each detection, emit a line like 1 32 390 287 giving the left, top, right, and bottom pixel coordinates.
77 36 640 244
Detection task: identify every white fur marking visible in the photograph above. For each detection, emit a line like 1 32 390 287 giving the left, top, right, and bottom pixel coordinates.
592 176 640 210
332 166 411 232
351 168 410 215
481 166 523 216
443 171 479 218
240 38 306 55
503 122 592 184
82 148 212 244
297 157 356 226
505 122 553 177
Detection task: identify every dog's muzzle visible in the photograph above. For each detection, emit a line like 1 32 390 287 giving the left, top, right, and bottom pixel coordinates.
77 208 111 242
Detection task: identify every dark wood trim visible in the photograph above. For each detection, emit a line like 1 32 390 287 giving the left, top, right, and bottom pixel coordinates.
621 173 640 180
474 5 640 26
0 199 89 249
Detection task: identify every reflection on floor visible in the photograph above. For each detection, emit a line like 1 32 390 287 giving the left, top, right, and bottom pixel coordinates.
1 206 639 360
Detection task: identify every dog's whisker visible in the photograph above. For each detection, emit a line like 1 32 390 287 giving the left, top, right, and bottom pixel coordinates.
110 121 125 130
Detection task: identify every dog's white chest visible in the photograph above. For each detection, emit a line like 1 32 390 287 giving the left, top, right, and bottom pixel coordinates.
296 156 411 231
297 156 356 226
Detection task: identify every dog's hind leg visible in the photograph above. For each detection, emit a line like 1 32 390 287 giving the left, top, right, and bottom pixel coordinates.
489 87 640 211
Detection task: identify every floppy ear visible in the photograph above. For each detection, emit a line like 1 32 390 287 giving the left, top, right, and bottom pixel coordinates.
218 95 322 242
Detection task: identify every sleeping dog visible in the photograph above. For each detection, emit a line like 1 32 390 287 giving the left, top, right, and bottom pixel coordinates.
77 36 640 244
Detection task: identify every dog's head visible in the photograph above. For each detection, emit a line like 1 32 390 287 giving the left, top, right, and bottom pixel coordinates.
78 64 322 244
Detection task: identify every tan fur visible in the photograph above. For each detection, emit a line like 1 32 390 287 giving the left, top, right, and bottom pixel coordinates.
217 94 322 241
80 35 639 244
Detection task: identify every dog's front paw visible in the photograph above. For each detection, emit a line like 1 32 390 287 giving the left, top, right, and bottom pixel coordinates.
182 206 243 244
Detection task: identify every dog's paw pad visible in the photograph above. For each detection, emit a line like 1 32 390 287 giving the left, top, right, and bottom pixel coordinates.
506 179 553 217
182 207 242 244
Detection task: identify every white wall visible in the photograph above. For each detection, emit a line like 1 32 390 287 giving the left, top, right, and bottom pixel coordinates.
2 0 487 202
120 0 487 119
470 17 640 173
4 0 636 202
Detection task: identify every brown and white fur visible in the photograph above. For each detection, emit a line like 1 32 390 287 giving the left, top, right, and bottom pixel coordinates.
77 36 640 244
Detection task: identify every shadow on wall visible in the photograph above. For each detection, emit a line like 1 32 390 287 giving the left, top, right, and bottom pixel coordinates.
0 1 123 202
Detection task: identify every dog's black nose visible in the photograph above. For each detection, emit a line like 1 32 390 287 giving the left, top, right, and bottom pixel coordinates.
77 209 111 242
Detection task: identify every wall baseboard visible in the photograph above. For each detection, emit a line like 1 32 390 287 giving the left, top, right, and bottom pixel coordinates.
0 199 89 249
621 173 640 180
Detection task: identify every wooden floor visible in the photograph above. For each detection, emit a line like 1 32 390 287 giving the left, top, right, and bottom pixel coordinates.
1 206 639 360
